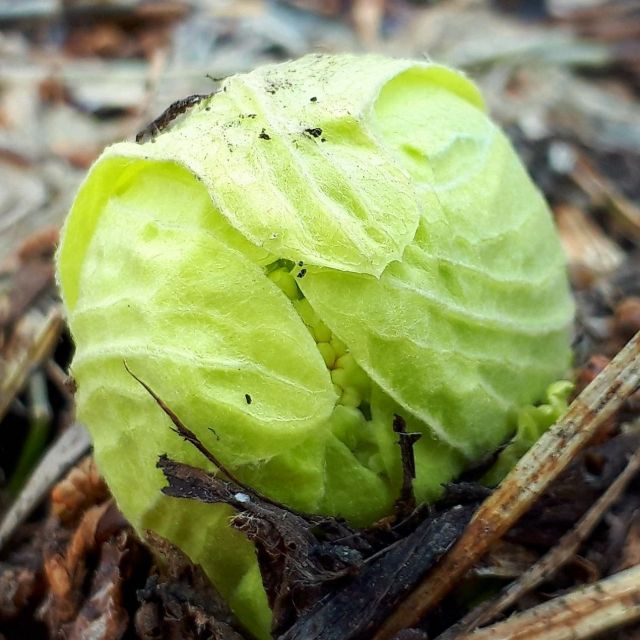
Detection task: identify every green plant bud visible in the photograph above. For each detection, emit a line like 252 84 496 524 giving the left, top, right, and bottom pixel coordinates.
312 321 333 344
292 298 318 330
266 267 299 300
331 367 348 389
339 386 362 409
316 341 337 368
330 335 348 358
56 53 574 639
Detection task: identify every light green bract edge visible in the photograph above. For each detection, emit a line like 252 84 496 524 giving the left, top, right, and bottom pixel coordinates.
56 54 574 640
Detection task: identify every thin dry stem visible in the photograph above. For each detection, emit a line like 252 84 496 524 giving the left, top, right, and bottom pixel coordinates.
454 563 640 640
0 304 63 420
439 443 640 639
374 330 640 639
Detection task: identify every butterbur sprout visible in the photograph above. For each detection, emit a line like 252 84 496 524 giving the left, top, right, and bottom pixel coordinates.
56 54 574 638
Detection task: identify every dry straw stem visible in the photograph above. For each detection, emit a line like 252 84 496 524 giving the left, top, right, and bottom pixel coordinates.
454 562 640 640
374 330 640 640
0 303 64 420
440 443 640 639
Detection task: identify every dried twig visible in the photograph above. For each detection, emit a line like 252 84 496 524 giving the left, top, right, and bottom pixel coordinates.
392 414 421 518
0 304 64 420
374 330 640 639
439 443 640 639
454 563 640 640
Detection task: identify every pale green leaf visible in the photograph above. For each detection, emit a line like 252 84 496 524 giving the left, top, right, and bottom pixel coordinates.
56 54 574 640
299 68 574 458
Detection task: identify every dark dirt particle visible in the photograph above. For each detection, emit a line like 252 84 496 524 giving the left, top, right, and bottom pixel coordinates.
259 129 271 140
136 533 243 640
280 503 474 640
296 269 307 278
304 127 323 138
310 96 317 102
507 432 640 547
245 393 252 405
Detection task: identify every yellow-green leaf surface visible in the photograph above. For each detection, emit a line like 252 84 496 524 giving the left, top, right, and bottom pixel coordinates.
299 68 574 470
57 54 574 639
